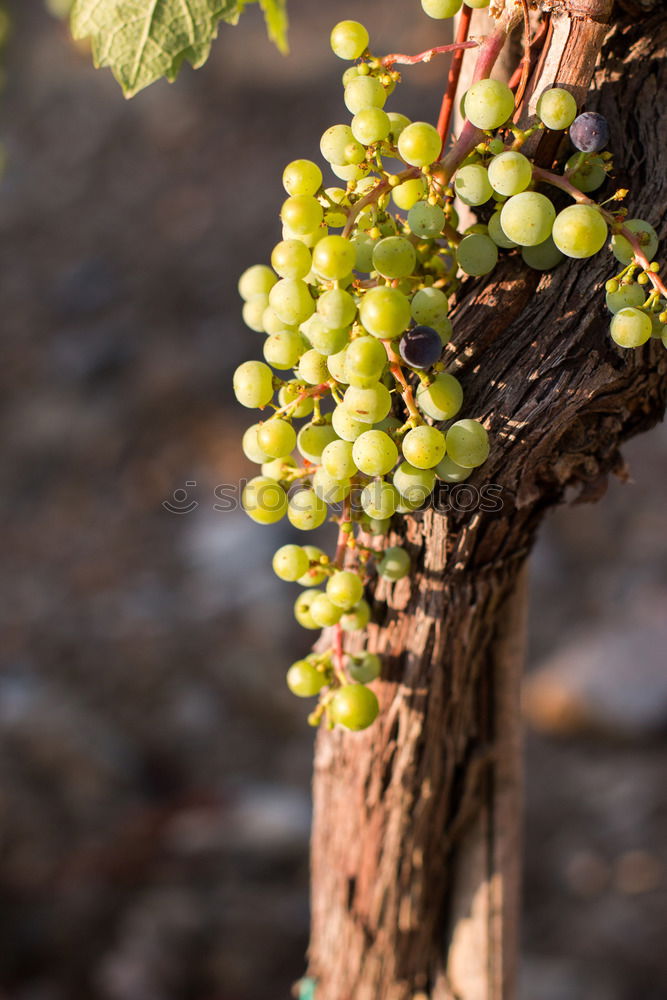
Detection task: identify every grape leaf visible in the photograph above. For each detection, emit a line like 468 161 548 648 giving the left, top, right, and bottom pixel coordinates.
258 0 287 54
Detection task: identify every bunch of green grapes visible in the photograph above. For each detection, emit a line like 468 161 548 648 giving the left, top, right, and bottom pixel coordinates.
233 13 664 731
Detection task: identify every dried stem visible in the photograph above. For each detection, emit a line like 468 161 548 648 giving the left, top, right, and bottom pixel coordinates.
382 40 479 69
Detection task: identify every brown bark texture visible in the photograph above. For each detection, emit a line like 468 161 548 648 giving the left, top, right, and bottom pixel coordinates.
307 3 667 999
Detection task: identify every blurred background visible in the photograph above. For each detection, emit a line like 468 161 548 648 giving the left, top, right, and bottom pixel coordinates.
1 2 666 998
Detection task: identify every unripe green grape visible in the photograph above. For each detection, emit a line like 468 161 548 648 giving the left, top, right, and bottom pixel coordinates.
435 454 472 482
242 476 287 524
605 283 646 314
464 79 514 130
272 544 310 582
342 138 366 165
312 467 351 504
457 234 499 276
365 516 391 534
341 599 372 632
360 286 411 339
288 488 328 530
286 660 326 697
463 0 490 7
391 177 427 210
387 112 411 142
271 239 312 279
317 288 357 330
611 219 659 265
262 306 295 336
402 425 446 469
322 187 350 228
610 307 652 348
346 335 387 385
322 439 358 479
360 479 400 519
565 153 606 193
330 684 379 731
269 278 315 326
281 224 328 249
521 237 564 271
312 235 356 280
327 570 364 610
377 546 411 580
408 201 445 238
392 461 435 503
242 296 269 332
233 360 274 408
398 121 442 167
330 19 369 60
415 372 463 421
552 204 607 258
351 107 391 145
348 652 381 683
238 264 277 301
297 546 329 586
282 159 323 197
421 0 463 17
487 151 532 197
351 232 376 272
343 383 393 424
301 315 348 356
280 195 324 236
536 87 577 131
488 211 518 249
454 164 493 206
344 76 387 114
331 403 366 441
310 592 343 627
434 316 454 345
327 347 349 384
353 430 399 477
330 162 371 183
257 419 296 458
263 330 306 370
297 422 338 462
242 423 272 464
445 419 490 468
294 589 322 629
262 455 297 480
297 348 331 385
278 381 314 418
342 65 361 86
500 192 556 246
375 414 402 434
411 287 449 325
372 236 417 279
320 125 356 165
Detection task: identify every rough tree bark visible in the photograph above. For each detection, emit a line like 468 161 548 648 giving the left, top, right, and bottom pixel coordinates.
307 2 667 999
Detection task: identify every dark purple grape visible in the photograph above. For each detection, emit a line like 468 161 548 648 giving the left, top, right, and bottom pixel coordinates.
569 112 609 153
399 326 442 370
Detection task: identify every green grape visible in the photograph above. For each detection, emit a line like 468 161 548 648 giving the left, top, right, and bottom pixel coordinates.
605 283 646 313
302 316 348 356
398 122 442 167
282 224 327 249
402 425 446 469
242 476 288 524
286 660 326 697
463 0 490 7
322 187 350 228
342 65 362 86
360 286 411 339
360 479 400 519
262 306 295 336
387 112 411 142
330 19 369 60
353 430 399 476
488 211 518 249
610 307 652 348
552 204 607 258
233 360 274 408
415 373 463 421
312 234 356 280
312 467 351 504
238 264 277 301
280 195 324 236
263 330 306 370
434 316 454 345
464 79 514 130
271 239 312 279
392 461 435 503
241 297 269 333
457 234 499 276
297 348 331 385
341 599 371 632
344 76 387 114
454 164 493 206
330 162 371 183
278 380 314 418
411 287 449 325
322 439 357 479
351 107 391 145
327 347 350 384
330 684 379 731
282 159 323 197
565 153 606 193
372 237 417 279
521 237 564 271
297 546 329 586
435 454 472 482
408 201 445 238
351 232 377 272
375 414 402 434
288 488 329 530
273 544 310 582
343 383 393 424
317 288 357 330
257 419 296 458
294 589 323 629
377 546 411 580
345 335 387 386
310 593 344 627
445 419 490 468
365 516 391 534
391 177 427 210
536 88 577 131
348 652 381 683
242 423 271 464
269 278 315 326
262 455 297 480
327 570 364 610
611 219 659 265
421 0 463 17
332 403 366 441
297 422 338 462
321 125 358 164
500 192 556 246
487 151 532 196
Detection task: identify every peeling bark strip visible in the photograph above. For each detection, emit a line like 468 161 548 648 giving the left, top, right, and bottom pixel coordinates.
308 3 667 999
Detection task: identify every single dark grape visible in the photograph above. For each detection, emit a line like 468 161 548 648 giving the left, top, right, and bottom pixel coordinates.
569 112 609 153
399 325 442 370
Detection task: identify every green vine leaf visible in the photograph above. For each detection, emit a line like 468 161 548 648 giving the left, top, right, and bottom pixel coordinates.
258 0 287 54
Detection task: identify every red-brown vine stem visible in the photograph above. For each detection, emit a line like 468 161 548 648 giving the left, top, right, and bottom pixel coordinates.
436 3 473 148
381 40 479 68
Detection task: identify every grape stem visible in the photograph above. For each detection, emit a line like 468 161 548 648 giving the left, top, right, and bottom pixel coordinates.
383 340 422 423
436 3 473 149
341 168 417 239
381 39 479 69
513 0 533 113
271 381 333 418
508 15 551 93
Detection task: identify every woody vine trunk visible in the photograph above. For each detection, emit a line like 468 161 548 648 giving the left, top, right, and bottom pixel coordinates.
307 2 667 999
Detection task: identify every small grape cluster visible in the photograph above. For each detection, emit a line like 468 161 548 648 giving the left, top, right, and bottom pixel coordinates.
233 13 665 731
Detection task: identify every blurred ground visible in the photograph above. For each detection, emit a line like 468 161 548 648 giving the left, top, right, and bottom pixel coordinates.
0 3 665 999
